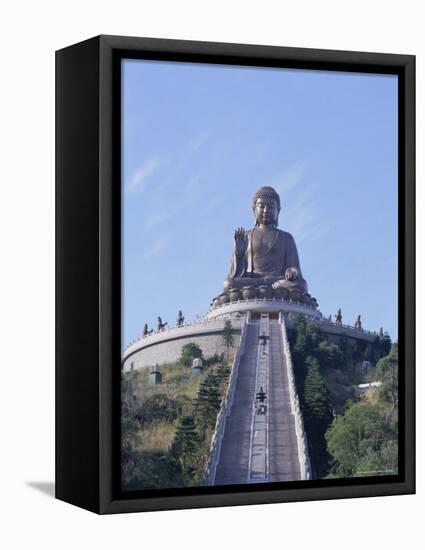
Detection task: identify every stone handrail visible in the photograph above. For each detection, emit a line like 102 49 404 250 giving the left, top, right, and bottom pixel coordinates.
209 296 319 313
319 318 376 336
280 318 312 480
206 298 323 322
203 318 248 485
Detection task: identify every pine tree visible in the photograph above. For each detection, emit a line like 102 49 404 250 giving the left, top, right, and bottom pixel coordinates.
292 315 308 392
338 334 351 365
215 363 231 392
303 359 332 424
305 320 323 354
171 415 201 456
303 357 333 477
294 315 308 355
196 373 222 436
170 415 203 483
222 320 234 359
380 333 392 357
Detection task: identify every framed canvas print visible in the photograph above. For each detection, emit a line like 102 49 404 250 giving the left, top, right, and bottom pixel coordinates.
56 35 415 514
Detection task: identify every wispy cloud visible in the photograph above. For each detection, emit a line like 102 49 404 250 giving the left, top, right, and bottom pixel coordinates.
143 236 169 259
143 172 203 233
291 212 334 245
140 132 209 234
188 132 209 156
268 163 336 247
286 186 336 246
156 132 209 194
141 173 204 256
272 161 307 197
128 157 160 192
143 211 173 231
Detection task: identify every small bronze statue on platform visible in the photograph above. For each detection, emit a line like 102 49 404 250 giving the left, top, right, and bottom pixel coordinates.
176 310 185 327
143 323 153 336
157 316 168 331
335 308 342 325
354 315 362 330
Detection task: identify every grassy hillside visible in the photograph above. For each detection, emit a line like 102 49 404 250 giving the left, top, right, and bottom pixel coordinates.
121 347 234 490
123 360 214 455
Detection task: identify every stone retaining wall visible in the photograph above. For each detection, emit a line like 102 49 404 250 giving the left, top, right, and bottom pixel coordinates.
122 320 242 372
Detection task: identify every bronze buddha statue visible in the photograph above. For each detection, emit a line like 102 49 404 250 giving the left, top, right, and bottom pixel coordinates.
223 186 308 296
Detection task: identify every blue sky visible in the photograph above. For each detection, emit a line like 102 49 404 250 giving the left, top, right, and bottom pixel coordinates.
122 59 398 347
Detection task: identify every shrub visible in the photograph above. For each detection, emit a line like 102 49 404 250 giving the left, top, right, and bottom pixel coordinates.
123 450 184 490
180 342 203 366
134 394 180 425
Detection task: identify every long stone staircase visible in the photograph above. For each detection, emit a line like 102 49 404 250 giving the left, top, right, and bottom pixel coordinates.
213 317 307 486
214 322 260 484
268 321 301 481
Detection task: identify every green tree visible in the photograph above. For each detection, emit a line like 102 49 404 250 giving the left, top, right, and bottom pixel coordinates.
196 373 222 436
222 320 234 358
180 342 203 366
352 339 367 362
292 316 326 393
318 340 344 371
170 415 203 484
194 363 230 439
380 333 392 357
305 320 323 354
292 315 308 391
326 344 399 478
123 450 184 490
303 358 332 423
303 356 333 477
121 414 142 483
338 334 351 365
376 343 398 423
325 400 397 477
215 362 231 391
293 315 308 355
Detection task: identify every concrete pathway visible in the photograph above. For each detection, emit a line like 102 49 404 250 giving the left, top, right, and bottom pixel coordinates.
214 320 301 486
214 323 259 485
268 322 301 481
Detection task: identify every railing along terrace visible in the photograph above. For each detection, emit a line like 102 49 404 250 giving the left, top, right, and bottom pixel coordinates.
209 296 319 313
319 318 375 336
122 316 242 353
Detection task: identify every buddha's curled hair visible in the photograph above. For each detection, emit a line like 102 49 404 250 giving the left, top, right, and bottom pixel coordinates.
252 186 281 211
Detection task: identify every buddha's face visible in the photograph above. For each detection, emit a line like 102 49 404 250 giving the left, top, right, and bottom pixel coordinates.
253 197 279 227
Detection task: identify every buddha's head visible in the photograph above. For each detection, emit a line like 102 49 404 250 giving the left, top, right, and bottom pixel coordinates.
252 186 281 227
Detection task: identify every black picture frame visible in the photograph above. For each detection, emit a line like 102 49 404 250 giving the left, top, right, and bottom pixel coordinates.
56 34 415 514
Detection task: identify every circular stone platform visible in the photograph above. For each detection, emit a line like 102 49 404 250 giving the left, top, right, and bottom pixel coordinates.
122 299 376 373
205 297 323 321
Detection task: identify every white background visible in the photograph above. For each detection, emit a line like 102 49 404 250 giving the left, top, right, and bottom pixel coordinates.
0 1 422 548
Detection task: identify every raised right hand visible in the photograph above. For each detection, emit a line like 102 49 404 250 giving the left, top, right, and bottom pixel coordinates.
234 227 247 256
